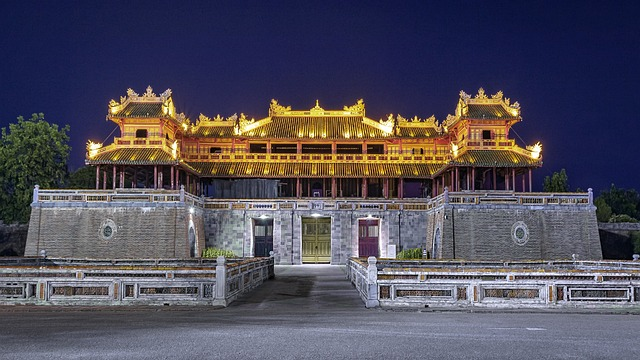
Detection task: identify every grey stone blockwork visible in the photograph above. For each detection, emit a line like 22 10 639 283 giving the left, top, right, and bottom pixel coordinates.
25 203 206 259
26 199 602 263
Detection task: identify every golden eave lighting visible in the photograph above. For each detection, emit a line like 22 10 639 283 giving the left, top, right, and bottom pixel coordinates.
87 140 102 158
528 142 542 159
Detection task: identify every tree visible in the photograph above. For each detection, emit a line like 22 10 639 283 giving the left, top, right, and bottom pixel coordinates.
0 113 70 223
597 184 640 221
594 197 612 222
543 169 569 192
67 166 97 189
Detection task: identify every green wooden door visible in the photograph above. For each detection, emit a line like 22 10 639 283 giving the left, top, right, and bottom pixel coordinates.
302 217 331 263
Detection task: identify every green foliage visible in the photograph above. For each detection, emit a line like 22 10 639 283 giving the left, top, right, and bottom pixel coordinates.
0 114 70 223
201 247 236 258
543 169 569 192
67 166 97 189
397 248 423 259
631 232 640 254
594 197 612 222
608 214 638 223
597 184 640 220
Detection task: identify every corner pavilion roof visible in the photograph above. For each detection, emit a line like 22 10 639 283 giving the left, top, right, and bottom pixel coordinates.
87 148 178 165
452 150 542 167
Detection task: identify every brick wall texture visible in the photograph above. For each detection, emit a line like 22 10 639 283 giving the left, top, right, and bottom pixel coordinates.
27 201 602 263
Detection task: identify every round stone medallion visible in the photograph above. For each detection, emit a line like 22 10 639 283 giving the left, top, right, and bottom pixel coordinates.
100 219 117 240
511 221 529 246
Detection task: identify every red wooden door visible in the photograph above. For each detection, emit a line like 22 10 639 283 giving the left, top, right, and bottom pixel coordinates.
358 219 379 257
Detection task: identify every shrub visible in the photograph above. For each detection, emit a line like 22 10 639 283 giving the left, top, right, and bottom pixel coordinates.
608 214 639 223
201 247 236 258
397 248 424 259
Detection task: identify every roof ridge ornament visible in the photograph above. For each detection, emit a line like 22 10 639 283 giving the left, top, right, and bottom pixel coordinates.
343 99 365 116
269 99 291 116
143 85 156 98
310 100 325 113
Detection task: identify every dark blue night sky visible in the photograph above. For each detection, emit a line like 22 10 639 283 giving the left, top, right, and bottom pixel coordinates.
1 1 638 194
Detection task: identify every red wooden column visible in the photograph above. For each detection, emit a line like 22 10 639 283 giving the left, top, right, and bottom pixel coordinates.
153 166 158 189
398 178 404 199
296 177 301 198
133 168 137 188
159 166 163 189
331 177 336 198
383 178 389 199
362 178 368 199
95 165 100 190
472 167 476 191
171 166 175 190
455 167 459 191
522 173 526 193
512 168 516 192
492 167 497 190
112 166 116 190
103 170 107 190
528 168 533 192
505 168 509 191
120 166 125 188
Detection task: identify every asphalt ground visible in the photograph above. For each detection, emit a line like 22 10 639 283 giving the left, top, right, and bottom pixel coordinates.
1 265 640 359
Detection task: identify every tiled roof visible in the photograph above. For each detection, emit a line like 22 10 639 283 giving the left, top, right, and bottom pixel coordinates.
241 116 389 139
465 104 518 120
87 148 177 165
192 125 235 138
112 102 165 118
452 150 541 167
186 162 440 178
396 127 440 138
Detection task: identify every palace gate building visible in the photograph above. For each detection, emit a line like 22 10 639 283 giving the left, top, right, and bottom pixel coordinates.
25 87 602 263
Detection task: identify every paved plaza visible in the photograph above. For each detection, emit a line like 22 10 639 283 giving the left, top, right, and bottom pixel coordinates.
1 265 640 359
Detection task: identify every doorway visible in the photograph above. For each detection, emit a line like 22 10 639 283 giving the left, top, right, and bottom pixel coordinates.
358 219 380 257
253 218 274 257
301 217 331 263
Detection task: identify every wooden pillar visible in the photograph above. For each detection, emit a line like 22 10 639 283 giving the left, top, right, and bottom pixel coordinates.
112 166 116 190
528 168 533 192
103 170 107 190
362 178 368 199
472 167 476 191
331 177 336 198
171 166 175 190
95 165 100 190
120 166 125 188
383 178 389 199
159 166 163 189
505 169 509 191
133 168 137 188
512 168 516 192
187 173 191 194
398 178 404 199
493 167 497 190
154 166 158 189
296 177 301 198
522 173 526 193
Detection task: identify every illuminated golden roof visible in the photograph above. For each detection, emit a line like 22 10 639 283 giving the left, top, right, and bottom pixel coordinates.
452 150 542 167
242 116 390 139
186 162 440 178
86 148 178 165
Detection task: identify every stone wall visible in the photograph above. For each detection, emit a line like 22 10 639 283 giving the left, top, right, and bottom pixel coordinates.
435 204 602 260
25 203 205 259
202 208 429 265
0 223 29 256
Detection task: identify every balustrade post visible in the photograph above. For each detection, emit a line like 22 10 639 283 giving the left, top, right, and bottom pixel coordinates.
32 185 40 204
180 185 185 202
214 256 227 306
366 256 379 308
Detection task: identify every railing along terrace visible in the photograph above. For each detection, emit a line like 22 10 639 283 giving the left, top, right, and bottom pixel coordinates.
0 256 273 306
347 258 640 309
185 152 452 164
32 187 593 209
